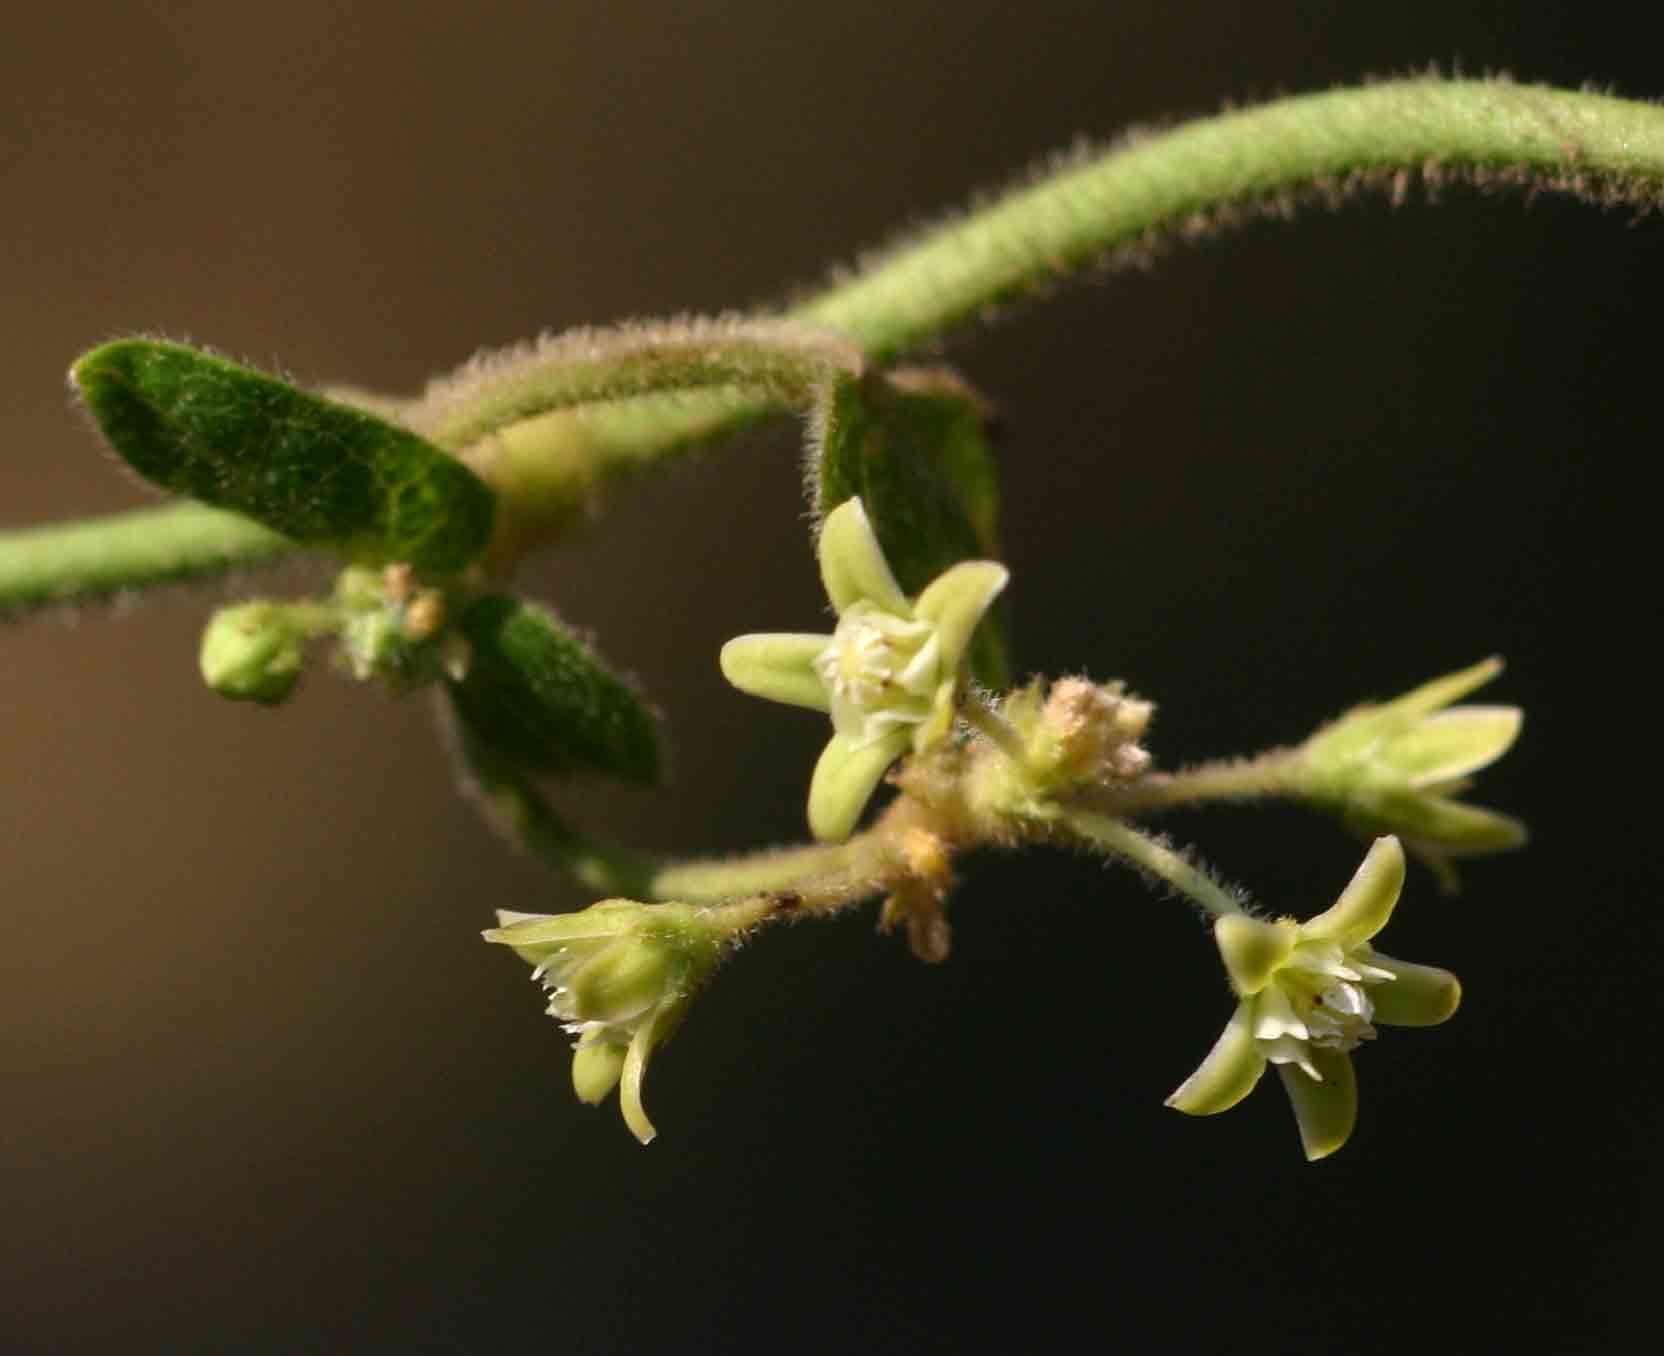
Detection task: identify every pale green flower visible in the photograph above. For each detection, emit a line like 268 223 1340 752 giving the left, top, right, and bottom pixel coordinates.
482 900 722 1144
1167 837 1461 1160
720 497 1008 841
1299 657 1525 891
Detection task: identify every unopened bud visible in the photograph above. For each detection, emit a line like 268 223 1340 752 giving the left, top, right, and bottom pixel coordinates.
1022 678 1154 787
568 936 676 1025
199 602 308 705
1297 659 1526 886
572 1037 628 1104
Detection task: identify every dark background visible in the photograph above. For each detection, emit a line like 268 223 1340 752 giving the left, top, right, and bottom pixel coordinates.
3 4 1659 1351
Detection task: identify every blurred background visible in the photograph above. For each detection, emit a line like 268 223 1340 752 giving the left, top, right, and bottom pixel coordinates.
4 3 1660 1351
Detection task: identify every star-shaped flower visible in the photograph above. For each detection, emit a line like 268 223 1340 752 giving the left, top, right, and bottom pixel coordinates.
720 497 1008 841
1166 836 1461 1160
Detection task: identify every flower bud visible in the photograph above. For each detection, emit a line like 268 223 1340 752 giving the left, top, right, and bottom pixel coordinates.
1008 677 1155 791
571 1036 628 1104
199 601 309 705
1297 658 1525 889
332 565 460 689
568 938 676 1024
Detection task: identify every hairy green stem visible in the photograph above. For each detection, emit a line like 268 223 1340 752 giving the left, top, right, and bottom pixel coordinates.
17 78 1664 606
1065 809 1245 917
391 76 1664 554
0 503 293 618
418 319 863 451
650 835 881 905
798 78 1664 359
1085 750 1304 817
962 691 1029 763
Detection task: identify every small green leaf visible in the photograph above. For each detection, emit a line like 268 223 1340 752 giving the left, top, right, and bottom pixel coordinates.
72 339 494 572
816 371 1009 686
448 595 660 783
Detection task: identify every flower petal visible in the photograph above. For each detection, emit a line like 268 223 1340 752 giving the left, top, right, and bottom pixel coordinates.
482 900 640 947
1252 984 1309 1043
1276 1047 1357 1161
1365 951 1462 1027
1215 914 1299 996
818 498 908 616
493 909 551 927
1387 797 1529 855
911 676 958 754
568 940 672 1025
1302 836 1405 946
719 632 833 711
572 1036 627 1105
1381 656 1505 724
807 728 912 841
1388 706 1523 788
912 560 1008 673
620 1007 666 1145
1166 1001 1267 1115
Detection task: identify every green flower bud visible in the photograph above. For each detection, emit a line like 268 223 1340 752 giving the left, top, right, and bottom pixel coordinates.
569 939 676 1025
332 564 458 689
199 601 312 705
571 1036 628 1105
1298 657 1525 890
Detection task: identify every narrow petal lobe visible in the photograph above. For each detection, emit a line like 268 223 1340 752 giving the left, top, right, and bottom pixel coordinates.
818 498 909 616
807 728 912 841
912 559 1008 672
1302 836 1405 946
1366 952 1462 1027
1277 1047 1358 1161
720 632 834 711
1166 1002 1268 1115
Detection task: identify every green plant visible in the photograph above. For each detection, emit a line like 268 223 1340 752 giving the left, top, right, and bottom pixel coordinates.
18 74 1648 1157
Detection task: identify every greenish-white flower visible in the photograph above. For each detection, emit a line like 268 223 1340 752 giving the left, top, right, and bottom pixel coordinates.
1167 837 1461 1161
720 497 1008 841
1298 657 1525 891
483 900 723 1144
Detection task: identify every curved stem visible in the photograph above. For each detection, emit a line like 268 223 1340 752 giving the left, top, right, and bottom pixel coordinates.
499 77 1664 524
796 78 1664 360
961 690 1028 763
1064 809 1246 917
418 318 862 451
22 78 1664 606
0 502 294 619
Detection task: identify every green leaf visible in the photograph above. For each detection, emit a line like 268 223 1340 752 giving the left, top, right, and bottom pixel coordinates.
448 595 660 784
72 339 495 572
816 371 1009 687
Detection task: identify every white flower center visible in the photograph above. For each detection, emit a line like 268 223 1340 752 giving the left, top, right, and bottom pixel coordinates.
1252 940 1394 1077
1305 980 1377 1052
815 604 940 742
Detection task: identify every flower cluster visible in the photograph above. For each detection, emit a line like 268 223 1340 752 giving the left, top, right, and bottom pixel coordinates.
720 497 1007 841
482 900 724 1144
1167 837 1461 1159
